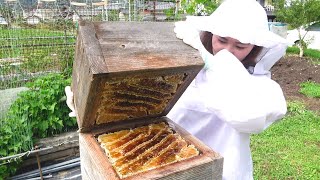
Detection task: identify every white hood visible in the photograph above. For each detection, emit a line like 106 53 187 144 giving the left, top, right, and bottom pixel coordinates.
174 0 289 76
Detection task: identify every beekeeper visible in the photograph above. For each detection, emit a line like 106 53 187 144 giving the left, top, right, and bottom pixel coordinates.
167 0 289 179
65 0 289 179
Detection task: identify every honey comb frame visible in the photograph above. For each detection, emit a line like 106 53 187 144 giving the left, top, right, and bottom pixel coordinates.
79 117 223 180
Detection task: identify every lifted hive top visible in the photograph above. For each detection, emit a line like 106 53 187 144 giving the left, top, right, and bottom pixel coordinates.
72 21 204 132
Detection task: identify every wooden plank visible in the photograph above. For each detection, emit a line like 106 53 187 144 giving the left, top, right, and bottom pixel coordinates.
81 164 92 180
78 21 108 74
17 131 80 172
94 21 202 73
21 148 79 168
80 132 118 179
72 21 104 132
80 118 223 179
72 21 204 132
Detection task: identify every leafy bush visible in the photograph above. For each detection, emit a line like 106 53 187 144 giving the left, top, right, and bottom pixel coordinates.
181 0 218 16
0 73 77 178
299 81 320 98
15 73 77 137
164 8 185 21
0 110 32 179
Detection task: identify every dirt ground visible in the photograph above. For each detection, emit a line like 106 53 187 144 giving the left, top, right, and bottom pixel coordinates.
271 55 320 113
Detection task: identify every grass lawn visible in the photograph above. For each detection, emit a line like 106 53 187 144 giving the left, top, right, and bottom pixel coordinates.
251 101 320 179
252 48 320 179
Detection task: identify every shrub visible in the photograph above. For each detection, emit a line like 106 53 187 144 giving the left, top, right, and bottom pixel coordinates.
0 112 32 179
0 73 77 178
181 0 218 16
17 73 77 138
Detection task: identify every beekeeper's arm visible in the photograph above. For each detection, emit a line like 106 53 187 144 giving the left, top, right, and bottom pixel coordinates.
200 49 287 134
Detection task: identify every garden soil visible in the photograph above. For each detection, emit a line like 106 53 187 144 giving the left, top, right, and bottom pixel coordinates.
271 55 320 113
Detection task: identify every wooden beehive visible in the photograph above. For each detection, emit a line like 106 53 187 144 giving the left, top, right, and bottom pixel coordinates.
72 21 223 180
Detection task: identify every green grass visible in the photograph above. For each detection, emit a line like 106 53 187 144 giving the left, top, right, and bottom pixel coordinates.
286 46 301 54
251 101 320 179
252 43 320 179
287 47 320 63
304 49 320 60
300 81 320 98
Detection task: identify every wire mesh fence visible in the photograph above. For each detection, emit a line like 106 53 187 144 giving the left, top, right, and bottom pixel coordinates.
0 0 186 116
0 0 187 176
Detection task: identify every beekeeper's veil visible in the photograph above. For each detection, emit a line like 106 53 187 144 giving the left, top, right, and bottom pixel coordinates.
174 0 289 76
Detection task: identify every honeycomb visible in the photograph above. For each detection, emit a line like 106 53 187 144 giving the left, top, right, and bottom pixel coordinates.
97 122 199 178
95 74 187 125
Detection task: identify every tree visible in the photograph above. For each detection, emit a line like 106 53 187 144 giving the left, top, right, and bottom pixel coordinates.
181 0 220 16
274 0 320 57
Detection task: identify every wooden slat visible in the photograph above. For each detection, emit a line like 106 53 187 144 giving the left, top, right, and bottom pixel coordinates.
72 21 106 132
94 21 202 73
78 21 108 74
17 131 80 172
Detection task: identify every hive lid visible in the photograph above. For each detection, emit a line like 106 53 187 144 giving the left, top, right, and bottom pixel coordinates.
72 21 204 132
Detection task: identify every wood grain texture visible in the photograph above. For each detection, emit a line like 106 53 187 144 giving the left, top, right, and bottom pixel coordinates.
94 21 202 73
80 118 223 180
72 21 204 132
15 131 79 174
72 21 99 131
73 21 221 179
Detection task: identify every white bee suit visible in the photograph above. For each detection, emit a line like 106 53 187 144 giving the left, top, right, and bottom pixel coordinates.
167 0 289 179
167 50 287 179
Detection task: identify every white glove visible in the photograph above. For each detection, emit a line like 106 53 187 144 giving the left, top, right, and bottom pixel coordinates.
174 16 203 50
197 50 287 133
65 86 76 117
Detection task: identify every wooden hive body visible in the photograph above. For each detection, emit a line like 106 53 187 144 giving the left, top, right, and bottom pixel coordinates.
72 21 223 180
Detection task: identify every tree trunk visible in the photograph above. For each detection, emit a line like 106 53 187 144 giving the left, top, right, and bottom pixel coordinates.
297 28 304 57
299 45 304 57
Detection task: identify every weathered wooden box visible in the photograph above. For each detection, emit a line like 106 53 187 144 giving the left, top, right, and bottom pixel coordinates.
72 21 223 180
